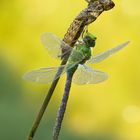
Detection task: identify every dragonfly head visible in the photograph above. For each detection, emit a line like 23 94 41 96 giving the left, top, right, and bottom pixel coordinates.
83 33 97 48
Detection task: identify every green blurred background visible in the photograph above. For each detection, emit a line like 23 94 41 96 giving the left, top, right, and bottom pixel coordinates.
0 0 140 140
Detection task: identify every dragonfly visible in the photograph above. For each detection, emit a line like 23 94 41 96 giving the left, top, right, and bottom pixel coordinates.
23 32 129 140
23 32 129 85
26 1 115 139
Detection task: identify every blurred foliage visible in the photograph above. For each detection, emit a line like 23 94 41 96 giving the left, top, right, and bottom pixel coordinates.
0 0 140 140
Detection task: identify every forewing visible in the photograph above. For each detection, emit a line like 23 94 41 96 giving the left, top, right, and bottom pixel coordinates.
41 32 72 58
23 65 66 84
73 65 108 85
87 41 130 64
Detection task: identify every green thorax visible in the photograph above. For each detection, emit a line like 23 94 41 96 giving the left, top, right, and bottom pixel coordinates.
66 44 92 75
66 33 96 75
67 44 91 69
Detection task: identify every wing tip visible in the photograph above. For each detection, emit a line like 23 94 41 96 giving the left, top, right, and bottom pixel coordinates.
22 72 31 81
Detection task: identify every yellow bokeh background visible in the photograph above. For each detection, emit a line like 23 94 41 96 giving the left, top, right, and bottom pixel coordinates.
0 0 140 140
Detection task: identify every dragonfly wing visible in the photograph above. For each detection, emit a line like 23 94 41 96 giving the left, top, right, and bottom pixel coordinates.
23 48 88 84
73 65 108 85
23 65 66 84
87 41 130 64
41 32 72 58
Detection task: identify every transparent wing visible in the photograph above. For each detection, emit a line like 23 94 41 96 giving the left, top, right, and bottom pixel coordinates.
23 54 86 84
73 65 108 85
23 65 66 84
41 32 72 58
87 41 130 64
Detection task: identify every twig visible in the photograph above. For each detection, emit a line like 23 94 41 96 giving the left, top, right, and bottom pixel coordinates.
27 1 115 140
